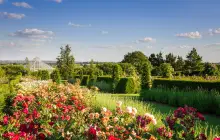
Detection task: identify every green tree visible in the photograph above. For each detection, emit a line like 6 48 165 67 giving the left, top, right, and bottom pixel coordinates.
122 51 149 75
97 63 114 75
165 53 177 70
156 52 164 66
56 45 75 80
112 64 122 92
149 53 158 66
51 69 61 83
202 63 219 76
185 48 203 73
141 62 152 89
160 63 174 78
175 56 185 71
119 63 136 77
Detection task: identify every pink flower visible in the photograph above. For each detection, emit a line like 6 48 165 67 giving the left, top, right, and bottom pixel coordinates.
23 108 29 114
197 112 205 121
3 115 8 125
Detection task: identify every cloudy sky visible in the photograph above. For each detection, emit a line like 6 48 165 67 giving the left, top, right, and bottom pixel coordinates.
0 0 220 62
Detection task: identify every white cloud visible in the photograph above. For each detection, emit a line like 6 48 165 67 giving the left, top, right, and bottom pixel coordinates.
12 2 32 8
0 12 25 19
176 31 201 39
52 0 62 3
0 0 4 4
10 28 54 39
68 22 91 28
101 30 108 35
209 28 220 36
138 37 156 43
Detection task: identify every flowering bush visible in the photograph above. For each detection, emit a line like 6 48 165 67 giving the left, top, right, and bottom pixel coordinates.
157 106 207 140
0 80 214 140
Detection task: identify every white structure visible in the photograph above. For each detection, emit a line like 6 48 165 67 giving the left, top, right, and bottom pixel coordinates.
30 57 54 72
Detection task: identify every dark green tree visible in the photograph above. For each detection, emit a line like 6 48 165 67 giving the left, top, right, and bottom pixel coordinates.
51 69 61 84
202 63 219 76
156 52 164 66
41 70 50 80
141 62 152 89
149 53 158 67
175 56 185 71
56 45 75 80
185 48 203 72
121 51 149 75
165 53 177 70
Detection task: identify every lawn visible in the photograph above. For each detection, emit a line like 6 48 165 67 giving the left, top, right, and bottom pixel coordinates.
93 93 220 139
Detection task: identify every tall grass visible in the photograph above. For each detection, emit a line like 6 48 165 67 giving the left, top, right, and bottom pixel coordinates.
92 93 220 139
140 88 220 116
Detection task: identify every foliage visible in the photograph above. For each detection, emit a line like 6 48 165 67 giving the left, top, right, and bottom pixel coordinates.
140 87 220 115
112 64 122 92
185 48 204 73
153 78 220 92
81 75 90 86
97 76 113 83
119 63 137 77
202 63 219 76
0 67 5 78
122 51 149 75
141 62 152 89
1 65 28 78
56 45 75 80
88 81 112 93
165 53 177 70
96 62 114 75
115 77 136 94
157 106 206 140
175 56 185 71
40 70 50 80
50 69 61 84
159 63 174 78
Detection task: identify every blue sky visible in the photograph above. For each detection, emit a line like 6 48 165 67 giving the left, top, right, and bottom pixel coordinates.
0 0 220 62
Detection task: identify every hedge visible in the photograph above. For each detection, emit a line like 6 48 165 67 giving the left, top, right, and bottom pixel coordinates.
140 88 220 116
115 77 136 94
81 75 90 86
153 78 220 92
96 76 113 83
1 65 28 76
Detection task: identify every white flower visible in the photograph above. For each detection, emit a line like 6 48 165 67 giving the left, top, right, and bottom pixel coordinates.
116 101 122 107
113 117 119 122
102 107 107 112
126 106 133 113
132 108 137 114
152 118 157 125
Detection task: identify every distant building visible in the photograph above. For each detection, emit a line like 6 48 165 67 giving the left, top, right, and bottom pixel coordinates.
30 57 54 72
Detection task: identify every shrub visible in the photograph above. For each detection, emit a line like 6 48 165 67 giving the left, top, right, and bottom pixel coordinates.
81 75 90 86
112 64 122 92
88 81 112 93
50 69 61 84
141 62 152 89
159 63 174 78
153 78 220 91
40 70 50 80
97 76 113 83
1 65 28 76
115 77 136 94
0 67 5 78
140 88 220 115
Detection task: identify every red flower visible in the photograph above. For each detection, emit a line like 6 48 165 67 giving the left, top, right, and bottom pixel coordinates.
214 138 220 140
32 109 40 119
11 134 20 140
174 107 186 118
88 127 97 139
23 108 29 114
197 112 205 121
37 133 46 140
3 115 8 125
2 132 15 138
48 121 54 126
108 135 120 140
198 133 207 140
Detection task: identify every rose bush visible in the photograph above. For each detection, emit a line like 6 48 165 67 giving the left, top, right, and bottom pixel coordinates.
0 80 214 140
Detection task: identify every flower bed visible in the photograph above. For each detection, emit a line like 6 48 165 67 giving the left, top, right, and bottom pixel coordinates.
0 81 219 140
